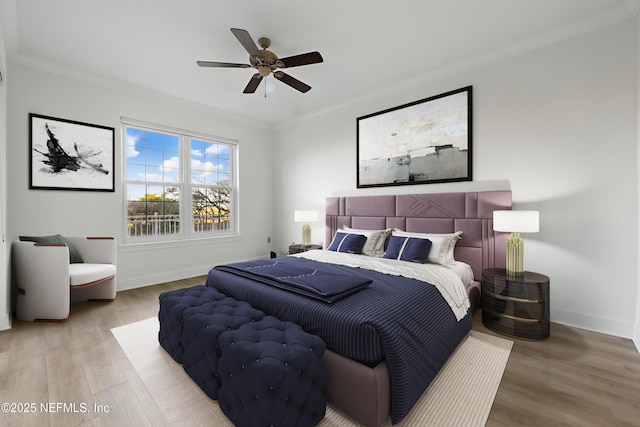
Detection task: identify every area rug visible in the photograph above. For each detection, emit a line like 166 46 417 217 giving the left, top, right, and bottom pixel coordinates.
112 317 512 427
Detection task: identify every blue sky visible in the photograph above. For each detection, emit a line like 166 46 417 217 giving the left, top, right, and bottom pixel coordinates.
125 127 231 201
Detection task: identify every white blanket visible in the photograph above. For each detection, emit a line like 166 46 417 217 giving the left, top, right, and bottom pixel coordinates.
292 250 471 321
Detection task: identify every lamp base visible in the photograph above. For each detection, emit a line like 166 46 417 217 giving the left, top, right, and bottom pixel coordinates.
301 223 311 247
506 232 524 276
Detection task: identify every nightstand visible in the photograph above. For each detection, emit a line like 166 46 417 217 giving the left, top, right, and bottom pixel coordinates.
482 268 550 339
288 244 322 255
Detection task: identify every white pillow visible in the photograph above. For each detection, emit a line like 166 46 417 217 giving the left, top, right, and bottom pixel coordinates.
392 230 462 265
342 226 391 257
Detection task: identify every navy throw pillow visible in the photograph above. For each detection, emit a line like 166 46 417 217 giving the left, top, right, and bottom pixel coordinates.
327 232 367 254
383 236 432 263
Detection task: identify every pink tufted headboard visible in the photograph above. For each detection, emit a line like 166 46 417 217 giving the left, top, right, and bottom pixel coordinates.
325 190 511 289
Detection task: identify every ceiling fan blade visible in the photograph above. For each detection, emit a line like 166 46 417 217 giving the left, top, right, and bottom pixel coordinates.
230 28 260 57
279 51 324 68
274 72 311 93
243 74 263 94
197 61 250 68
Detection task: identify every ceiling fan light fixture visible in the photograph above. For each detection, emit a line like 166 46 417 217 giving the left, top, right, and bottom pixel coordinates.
258 65 272 77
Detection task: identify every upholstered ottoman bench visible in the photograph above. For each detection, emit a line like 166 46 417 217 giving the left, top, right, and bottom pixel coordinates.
218 316 327 427
158 285 226 363
181 297 266 399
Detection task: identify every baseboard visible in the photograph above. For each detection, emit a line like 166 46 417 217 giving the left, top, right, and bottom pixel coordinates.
633 321 640 354
116 256 267 292
551 306 633 339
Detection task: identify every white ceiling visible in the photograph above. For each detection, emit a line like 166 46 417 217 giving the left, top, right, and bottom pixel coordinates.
2 0 638 127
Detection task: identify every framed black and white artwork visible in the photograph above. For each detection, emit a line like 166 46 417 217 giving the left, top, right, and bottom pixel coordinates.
29 113 115 191
357 86 472 188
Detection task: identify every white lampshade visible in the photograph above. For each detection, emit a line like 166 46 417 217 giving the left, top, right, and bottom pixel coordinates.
294 210 318 223
493 210 539 233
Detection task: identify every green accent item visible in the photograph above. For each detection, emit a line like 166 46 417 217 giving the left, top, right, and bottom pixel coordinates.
19 234 84 263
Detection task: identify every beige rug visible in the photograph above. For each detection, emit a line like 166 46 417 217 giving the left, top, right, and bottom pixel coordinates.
112 317 512 427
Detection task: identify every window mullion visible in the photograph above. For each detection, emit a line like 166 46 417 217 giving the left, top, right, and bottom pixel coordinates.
181 135 192 239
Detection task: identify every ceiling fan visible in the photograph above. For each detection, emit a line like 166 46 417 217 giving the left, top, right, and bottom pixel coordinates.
197 28 323 94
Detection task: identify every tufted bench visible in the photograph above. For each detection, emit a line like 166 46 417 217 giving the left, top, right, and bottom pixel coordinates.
158 285 227 363
181 297 266 399
218 315 327 427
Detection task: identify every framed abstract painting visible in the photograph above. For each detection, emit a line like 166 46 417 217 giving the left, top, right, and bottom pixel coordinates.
357 86 472 188
29 113 115 191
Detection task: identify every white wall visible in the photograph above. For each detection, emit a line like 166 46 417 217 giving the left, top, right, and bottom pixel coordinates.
274 19 639 339
6 63 275 297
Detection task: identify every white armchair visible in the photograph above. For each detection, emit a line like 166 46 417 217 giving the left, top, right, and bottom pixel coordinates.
13 236 117 322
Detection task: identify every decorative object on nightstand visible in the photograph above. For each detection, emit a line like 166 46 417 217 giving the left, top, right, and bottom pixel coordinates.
288 243 322 255
482 268 550 339
294 210 318 247
493 210 539 277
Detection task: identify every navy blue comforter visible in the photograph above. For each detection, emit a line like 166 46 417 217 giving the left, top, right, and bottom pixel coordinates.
206 255 471 424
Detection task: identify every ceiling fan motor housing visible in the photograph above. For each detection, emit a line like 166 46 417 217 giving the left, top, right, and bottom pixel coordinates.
251 49 282 77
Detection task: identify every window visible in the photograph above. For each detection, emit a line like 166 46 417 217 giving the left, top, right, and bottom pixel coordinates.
123 119 237 243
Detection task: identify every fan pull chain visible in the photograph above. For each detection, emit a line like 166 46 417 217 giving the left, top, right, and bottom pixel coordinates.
264 79 267 98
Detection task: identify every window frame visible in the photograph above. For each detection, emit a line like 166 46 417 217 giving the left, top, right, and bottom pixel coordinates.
122 117 238 245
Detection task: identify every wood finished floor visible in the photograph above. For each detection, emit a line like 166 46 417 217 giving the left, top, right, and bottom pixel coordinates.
0 277 639 427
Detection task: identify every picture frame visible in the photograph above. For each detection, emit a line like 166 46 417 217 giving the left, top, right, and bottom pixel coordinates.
357 86 472 188
30 113 115 192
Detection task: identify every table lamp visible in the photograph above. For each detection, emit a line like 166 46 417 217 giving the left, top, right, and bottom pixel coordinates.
493 210 539 276
294 210 318 247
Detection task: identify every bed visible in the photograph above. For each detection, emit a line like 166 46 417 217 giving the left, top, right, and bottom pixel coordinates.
205 190 511 426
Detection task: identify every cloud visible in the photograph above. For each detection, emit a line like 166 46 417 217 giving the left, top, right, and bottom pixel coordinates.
192 159 223 172
143 173 164 182
126 134 141 158
192 144 228 159
162 156 180 170
205 144 225 155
